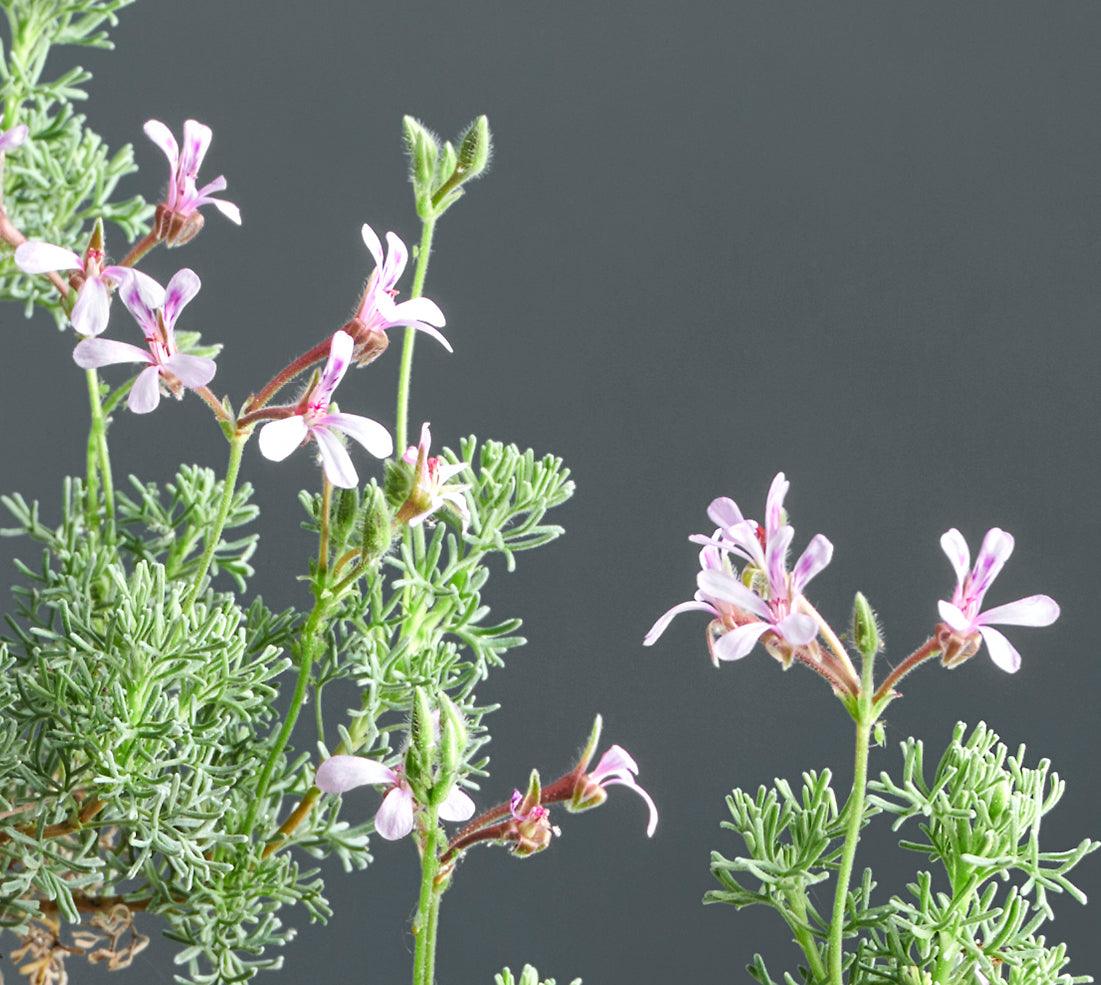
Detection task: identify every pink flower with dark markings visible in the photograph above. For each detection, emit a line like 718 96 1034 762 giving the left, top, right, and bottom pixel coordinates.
315 755 475 841
72 269 216 413
14 239 146 338
258 331 393 488
144 119 240 243
645 473 831 664
356 224 449 350
0 124 28 153
937 528 1060 673
397 422 470 530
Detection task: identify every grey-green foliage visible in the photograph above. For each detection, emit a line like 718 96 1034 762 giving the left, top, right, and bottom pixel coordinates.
707 723 1098 985
495 965 582 985
0 0 151 320
0 438 572 983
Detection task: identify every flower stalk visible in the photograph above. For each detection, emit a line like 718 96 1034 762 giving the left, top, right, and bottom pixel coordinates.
395 215 437 454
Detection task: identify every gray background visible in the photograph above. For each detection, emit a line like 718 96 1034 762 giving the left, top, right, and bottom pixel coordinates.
2 2 1099 983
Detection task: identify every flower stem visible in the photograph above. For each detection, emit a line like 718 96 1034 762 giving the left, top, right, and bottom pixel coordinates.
84 368 115 539
828 651 875 985
184 432 245 610
394 215 437 454
786 890 828 983
411 811 443 985
117 230 160 268
873 636 941 705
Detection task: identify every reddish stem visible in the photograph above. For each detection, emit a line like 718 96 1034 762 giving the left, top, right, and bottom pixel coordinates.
873 636 941 704
0 209 69 296
192 385 233 425
117 230 160 268
236 403 297 429
243 335 335 415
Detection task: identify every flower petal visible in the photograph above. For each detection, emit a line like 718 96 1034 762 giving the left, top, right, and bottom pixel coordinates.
643 600 716 645
707 496 745 531
73 337 151 370
14 241 80 274
323 412 394 459
599 775 659 837
979 625 1022 674
258 416 309 462
163 268 201 329
713 621 770 661
591 744 639 781
180 119 213 176
937 600 973 633
765 472 789 539
105 267 166 309
313 426 359 489
792 533 833 594
382 230 408 286
391 295 446 327
315 755 395 794
361 223 384 271
774 612 817 646
765 523 794 596
970 528 1015 600
438 786 476 823
128 365 163 414
939 528 971 588
144 119 179 168
697 569 771 619
200 195 242 224
374 786 415 840
314 331 354 406
978 594 1060 628
163 353 216 389
70 277 111 337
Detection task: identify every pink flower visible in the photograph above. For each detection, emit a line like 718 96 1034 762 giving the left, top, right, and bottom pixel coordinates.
0 124 28 153
315 755 475 841
397 422 470 529
258 331 393 488
14 240 144 337
144 119 240 231
937 528 1060 673
645 473 831 664
356 224 449 350
72 268 217 413
570 745 659 837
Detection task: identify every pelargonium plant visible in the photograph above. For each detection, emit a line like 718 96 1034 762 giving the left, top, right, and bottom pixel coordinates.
645 473 1096 985
0 4 654 984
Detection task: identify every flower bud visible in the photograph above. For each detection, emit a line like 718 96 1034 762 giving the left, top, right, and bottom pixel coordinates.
403 115 439 197
437 693 467 781
988 777 1012 818
405 687 437 795
454 116 491 185
384 457 415 512
851 592 882 659
361 484 393 560
331 488 359 552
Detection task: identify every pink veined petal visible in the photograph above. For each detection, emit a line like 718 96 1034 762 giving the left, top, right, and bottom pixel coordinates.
144 120 179 168
163 268 201 329
73 337 152 370
707 496 745 531
599 775 659 838
438 786 476 823
14 241 81 274
313 426 359 489
258 415 309 462
69 277 111 338
765 472 789 539
119 272 160 333
696 569 771 620
315 331 354 404
382 231 409 286
391 295 446 327
642 600 716 646
713 621 771 662
591 744 639 781
163 353 216 389
938 600 974 633
128 365 164 414
774 612 818 646
792 533 833 594
195 175 228 197
180 119 213 176
374 786 416 840
970 528 1015 600
315 755 396 794
979 625 1022 674
200 196 242 224
104 267 166 309
725 518 766 569
322 412 394 459
698 541 724 570
977 594 1060 628
361 223 384 271
940 528 971 588
765 524 794 597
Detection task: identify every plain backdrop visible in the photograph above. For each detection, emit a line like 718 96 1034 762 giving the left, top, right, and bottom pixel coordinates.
2 2 1099 983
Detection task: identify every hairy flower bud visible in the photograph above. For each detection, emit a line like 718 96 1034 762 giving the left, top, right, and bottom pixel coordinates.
455 115 491 185
361 484 393 560
332 488 359 551
851 592 882 659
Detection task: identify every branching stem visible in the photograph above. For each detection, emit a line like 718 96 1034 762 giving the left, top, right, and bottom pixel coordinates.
395 216 436 453
184 432 246 610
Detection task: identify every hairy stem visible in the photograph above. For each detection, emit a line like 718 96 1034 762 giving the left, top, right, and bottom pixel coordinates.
117 230 160 268
411 812 442 985
184 432 245 610
787 890 828 984
394 216 437 454
84 368 115 539
873 636 940 705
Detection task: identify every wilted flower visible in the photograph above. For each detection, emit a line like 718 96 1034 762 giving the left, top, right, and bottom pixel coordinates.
506 789 557 857
258 331 393 488
937 528 1060 673
72 268 216 413
0 123 28 153
396 422 470 529
315 755 475 841
14 237 146 338
145 119 240 245
353 224 449 353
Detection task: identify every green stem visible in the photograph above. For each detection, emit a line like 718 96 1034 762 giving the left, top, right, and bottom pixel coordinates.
84 368 115 538
394 216 437 454
184 433 245 610
787 891 827 983
411 812 442 985
828 653 876 985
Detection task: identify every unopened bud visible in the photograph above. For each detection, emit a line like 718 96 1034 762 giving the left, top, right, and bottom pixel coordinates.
851 592 882 659
454 115 491 184
438 694 467 779
332 488 358 551
361 484 393 559
403 116 439 195
384 457 415 512
988 777 1012 818
405 688 436 792
86 217 105 257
